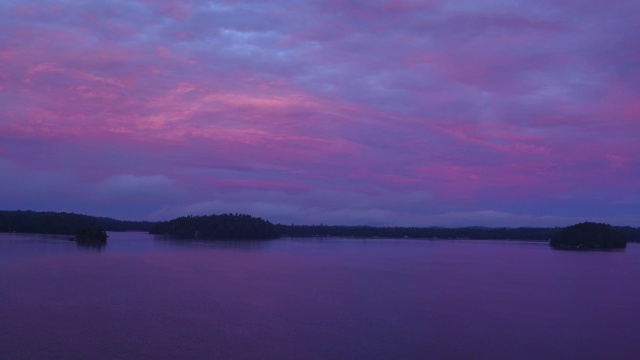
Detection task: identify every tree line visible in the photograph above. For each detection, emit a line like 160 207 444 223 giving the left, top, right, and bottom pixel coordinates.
1 210 639 242
0 210 153 234
277 224 558 240
277 224 640 242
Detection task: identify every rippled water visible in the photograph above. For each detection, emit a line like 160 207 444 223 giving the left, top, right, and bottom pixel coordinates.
1 232 639 359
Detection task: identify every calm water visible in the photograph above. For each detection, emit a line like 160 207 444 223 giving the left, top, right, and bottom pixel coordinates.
1 232 639 359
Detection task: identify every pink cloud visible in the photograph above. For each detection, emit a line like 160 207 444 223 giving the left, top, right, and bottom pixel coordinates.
1 0 639 225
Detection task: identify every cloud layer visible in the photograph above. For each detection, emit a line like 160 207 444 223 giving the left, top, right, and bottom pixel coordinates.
1 0 639 226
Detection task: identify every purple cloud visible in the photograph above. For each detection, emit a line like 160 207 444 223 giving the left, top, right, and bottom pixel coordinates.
1 0 639 226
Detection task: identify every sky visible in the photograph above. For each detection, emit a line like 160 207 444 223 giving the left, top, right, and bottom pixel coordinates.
1 0 639 227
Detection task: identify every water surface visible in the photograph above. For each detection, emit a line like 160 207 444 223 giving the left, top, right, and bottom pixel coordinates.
1 232 639 359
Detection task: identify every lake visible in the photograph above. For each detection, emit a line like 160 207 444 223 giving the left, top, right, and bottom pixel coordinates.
1 232 639 359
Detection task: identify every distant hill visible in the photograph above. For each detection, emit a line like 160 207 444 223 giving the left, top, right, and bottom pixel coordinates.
0 210 154 235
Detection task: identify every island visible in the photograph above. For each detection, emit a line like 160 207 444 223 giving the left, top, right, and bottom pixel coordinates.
149 213 279 240
550 222 627 250
75 227 108 247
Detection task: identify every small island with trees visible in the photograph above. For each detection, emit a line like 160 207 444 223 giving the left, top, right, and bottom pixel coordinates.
550 222 627 250
74 227 108 247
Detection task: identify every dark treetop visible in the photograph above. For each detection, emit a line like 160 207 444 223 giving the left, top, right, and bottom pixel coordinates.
550 222 627 250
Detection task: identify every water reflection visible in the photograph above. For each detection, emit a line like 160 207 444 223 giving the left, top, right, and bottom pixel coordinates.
153 235 273 252
0 233 78 264
76 241 106 251
1 233 640 360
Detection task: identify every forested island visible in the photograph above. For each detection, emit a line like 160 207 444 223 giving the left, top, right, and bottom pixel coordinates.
1 210 639 243
74 227 109 248
550 222 627 250
150 214 279 239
